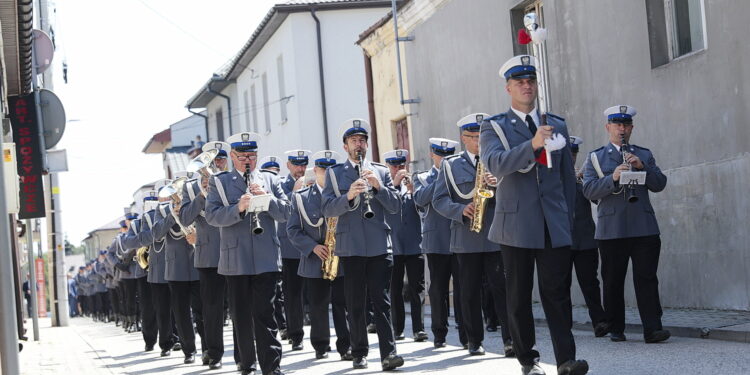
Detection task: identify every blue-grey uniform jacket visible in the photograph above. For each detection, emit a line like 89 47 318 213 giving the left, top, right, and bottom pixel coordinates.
206 169 290 276
90 260 108 293
582 143 667 240
138 209 168 284
287 185 344 278
74 273 90 296
413 166 452 254
107 234 146 279
278 173 301 260
180 179 221 268
572 182 597 250
321 159 400 257
385 185 422 256
433 151 500 253
479 110 576 249
151 203 198 282
121 219 149 275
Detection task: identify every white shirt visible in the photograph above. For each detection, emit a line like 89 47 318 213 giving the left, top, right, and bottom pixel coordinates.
315 183 324 195
610 142 621 152
465 150 478 167
511 107 540 131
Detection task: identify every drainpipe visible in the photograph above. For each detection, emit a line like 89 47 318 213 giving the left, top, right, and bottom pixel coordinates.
187 106 209 141
363 53 380 162
207 76 233 135
310 8 330 149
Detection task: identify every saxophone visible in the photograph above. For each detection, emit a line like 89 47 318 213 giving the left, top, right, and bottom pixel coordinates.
321 217 340 280
469 159 495 233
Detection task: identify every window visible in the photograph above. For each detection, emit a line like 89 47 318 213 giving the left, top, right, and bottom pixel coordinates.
250 84 259 133
261 72 271 134
243 90 251 132
646 0 707 67
277 55 288 123
392 117 411 162
215 109 224 141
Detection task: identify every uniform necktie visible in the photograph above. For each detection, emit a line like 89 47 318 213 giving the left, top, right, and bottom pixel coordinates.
526 114 537 135
474 155 480 167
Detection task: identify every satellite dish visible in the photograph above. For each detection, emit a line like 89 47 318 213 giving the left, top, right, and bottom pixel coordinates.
32 29 54 74
39 89 66 149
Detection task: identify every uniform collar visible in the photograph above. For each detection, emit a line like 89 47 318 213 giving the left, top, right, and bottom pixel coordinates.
511 106 540 130
465 150 478 166
610 142 621 152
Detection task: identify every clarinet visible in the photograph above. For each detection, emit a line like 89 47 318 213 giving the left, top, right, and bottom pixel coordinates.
244 164 265 235
620 135 638 203
356 151 375 219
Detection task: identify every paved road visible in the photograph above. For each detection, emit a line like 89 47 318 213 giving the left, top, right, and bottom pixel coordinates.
20 316 750 375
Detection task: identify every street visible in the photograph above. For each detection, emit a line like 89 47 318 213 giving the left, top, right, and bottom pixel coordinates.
20 315 750 375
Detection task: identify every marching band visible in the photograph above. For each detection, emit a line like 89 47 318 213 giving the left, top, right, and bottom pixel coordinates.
73 54 669 375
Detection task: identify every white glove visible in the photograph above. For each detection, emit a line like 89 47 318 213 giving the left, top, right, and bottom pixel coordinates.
544 133 567 152
530 28 548 44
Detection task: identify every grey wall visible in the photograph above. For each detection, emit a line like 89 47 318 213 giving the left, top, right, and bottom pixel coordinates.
404 0 750 310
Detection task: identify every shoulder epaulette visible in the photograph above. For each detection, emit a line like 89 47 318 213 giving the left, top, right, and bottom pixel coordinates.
444 154 461 160
485 112 507 122
632 144 650 151
591 146 605 153
215 171 229 176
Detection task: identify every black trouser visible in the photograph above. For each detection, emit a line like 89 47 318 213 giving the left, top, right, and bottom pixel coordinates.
482 277 499 326
108 288 119 318
137 277 157 347
101 291 112 315
306 276 350 355
501 243 576 367
93 291 103 315
168 280 203 356
391 254 425 335
599 235 663 336
275 278 287 331
456 251 512 345
342 254 396 360
571 248 606 327
122 278 138 317
426 253 467 345
282 258 304 343
226 272 281 375
198 268 226 361
150 283 176 351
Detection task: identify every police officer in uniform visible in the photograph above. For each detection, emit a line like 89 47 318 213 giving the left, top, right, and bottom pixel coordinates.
206 132 290 375
138 185 179 357
413 137 469 349
108 217 146 333
433 114 513 357
180 141 231 369
279 149 312 350
568 136 609 337
382 149 428 343
582 105 670 344
287 151 353 361
321 119 404 371
479 55 588 375
150 178 203 364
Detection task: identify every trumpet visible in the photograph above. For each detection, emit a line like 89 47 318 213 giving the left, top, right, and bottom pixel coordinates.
158 177 197 244
186 149 220 195
135 246 149 270
620 135 638 203
356 151 375 219
244 164 264 235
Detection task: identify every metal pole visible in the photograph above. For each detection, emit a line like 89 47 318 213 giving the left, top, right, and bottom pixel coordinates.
391 0 419 105
50 172 68 326
26 219 39 340
0 147 20 375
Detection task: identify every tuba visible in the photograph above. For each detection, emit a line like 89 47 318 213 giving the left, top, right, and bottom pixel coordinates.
469 159 495 233
321 217 340 280
135 246 149 270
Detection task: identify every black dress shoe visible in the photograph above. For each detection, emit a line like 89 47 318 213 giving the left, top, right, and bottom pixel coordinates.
610 332 627 342
645 329 671 343
184 352 196 364
594 321 612 337
173 342 182 351
145 344 154 352
315 350 329 359
521 363 546 375
208 359 222 370
241 370 256 375
291 341 304 351
353 356 368 369
202 351 210 365
160 349 171 357
414 331 428 342
340 350 354 361
381 354 404 371
433 341 446 348
395 332 405 340
468 343 485 356
367 323 377 333
486 325 497 332
557 359 589 375
462 344 468 350
503 341 515 357
279 329 288 341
